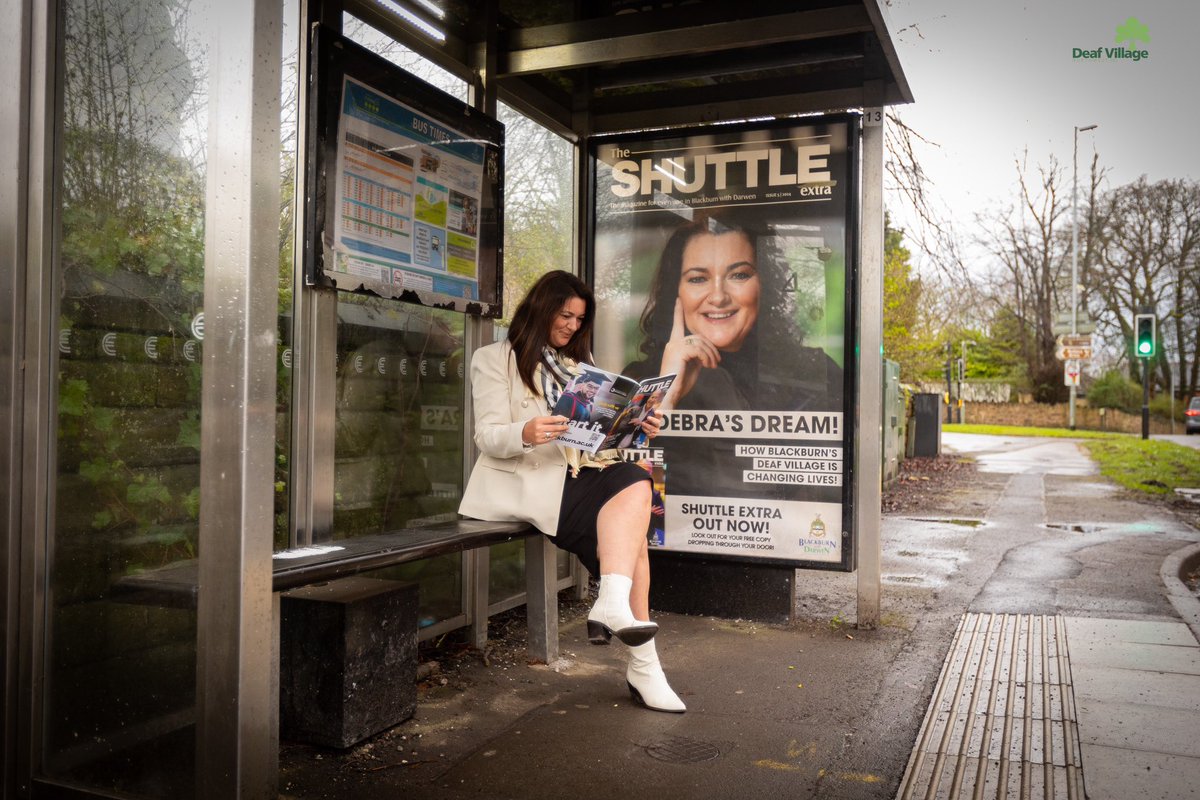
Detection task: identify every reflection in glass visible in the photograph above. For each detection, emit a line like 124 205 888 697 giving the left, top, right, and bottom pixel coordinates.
486 104 576 605
48 0 209 795
333 296 466 623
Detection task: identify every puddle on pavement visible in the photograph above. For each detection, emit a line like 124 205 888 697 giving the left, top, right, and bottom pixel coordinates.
904 517 987 528
1060 482 1117 497
883 575 926 585
1043 522 1108 534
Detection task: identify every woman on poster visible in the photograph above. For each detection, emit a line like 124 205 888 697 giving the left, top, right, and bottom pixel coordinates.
459 270 686 713
624 214 842 412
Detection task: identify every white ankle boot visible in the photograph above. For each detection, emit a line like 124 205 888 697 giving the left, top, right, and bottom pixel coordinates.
587 574 658 646
626 639 686 713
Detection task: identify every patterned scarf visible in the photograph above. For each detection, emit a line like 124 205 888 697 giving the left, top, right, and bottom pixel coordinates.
540 346 575 406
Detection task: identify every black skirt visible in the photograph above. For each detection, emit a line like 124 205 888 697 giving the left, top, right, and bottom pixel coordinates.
552 461 652 577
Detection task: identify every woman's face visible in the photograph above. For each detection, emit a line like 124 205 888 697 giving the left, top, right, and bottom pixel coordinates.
677 231 759 351
548 296 587 349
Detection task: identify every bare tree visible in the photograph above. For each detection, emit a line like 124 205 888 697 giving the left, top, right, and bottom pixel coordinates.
977 154 1070 401
1090 178 1200 396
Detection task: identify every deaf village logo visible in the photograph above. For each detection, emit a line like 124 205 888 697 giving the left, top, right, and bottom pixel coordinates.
1073 16 1150 62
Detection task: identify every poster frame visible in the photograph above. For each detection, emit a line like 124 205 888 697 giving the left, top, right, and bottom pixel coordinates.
304 24 505 317
587 114 861 573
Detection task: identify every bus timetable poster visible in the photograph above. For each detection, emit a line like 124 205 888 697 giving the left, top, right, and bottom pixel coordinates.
306 26 504 317
332 78 487 302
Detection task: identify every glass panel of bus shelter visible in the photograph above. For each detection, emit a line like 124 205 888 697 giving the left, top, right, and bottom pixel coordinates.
332 296 466 625
43 0 297 795
343 14 467 101
331 16 470 629
337 15 575 615
45 0 208 794
487 103 576 604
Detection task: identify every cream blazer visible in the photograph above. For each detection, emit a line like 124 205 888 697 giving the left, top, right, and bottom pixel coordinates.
458 341 568 535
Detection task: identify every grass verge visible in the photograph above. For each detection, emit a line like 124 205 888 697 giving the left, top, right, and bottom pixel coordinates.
1082 438 1200 494
943 423 1128 440
943 423 1200 495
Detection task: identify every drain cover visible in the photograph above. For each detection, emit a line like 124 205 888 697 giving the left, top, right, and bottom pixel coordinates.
643 736 721 764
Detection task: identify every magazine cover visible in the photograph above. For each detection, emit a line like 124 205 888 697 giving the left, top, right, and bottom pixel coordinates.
552 369 675 452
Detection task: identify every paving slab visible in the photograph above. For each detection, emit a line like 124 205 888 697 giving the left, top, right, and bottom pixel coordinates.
1065 639 1200 673
1065 616 1200 647
1073 699 1200 758
1071 665 1200 712
1078 744 1200 800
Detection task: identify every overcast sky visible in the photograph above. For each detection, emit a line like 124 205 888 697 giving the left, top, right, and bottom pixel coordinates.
882 0 1199 265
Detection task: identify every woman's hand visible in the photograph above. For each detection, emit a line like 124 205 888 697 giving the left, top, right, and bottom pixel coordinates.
659 299 720 407
522 415 570 446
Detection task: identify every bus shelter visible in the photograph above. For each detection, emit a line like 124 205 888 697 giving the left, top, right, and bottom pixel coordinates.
0 1 911 797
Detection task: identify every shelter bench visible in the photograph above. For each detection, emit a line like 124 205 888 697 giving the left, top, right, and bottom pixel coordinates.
113 518 562 747
114 518 560 661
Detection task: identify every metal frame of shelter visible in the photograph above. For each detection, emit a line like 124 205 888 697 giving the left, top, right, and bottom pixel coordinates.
1 0 911 797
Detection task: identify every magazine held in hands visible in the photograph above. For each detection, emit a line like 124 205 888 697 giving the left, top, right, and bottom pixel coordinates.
551 368 675 452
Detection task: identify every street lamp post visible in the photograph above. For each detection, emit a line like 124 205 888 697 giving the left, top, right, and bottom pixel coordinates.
960 340 975 424
1069 123 1097 431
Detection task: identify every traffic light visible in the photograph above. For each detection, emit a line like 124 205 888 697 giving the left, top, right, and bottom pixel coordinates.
1134 313 1156 358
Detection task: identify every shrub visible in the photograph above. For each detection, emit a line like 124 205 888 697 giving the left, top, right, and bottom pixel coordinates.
1086 370 1142 414
1148 393 1185 423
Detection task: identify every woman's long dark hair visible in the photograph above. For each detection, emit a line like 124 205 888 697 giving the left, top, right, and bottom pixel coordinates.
508 270 595 394
637 214 794 361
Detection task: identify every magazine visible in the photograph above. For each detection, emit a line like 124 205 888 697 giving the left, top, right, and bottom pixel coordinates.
550 368 676 452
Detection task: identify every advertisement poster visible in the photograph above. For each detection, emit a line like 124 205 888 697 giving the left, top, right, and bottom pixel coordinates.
590 117 857 569
331 77 489 301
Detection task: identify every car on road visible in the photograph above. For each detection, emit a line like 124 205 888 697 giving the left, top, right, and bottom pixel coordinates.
1187 396 1200 435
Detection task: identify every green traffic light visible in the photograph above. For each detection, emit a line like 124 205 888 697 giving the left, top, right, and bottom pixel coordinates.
1138 341 1152 355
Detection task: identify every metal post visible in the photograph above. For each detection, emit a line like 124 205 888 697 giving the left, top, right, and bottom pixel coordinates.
195 0 282 797
855 87 885 630
955 359 962 424
465 0 499 651
944 341 953 424
960 341 974 425
2 1 40 794
1170 362 1175 435
1069 124 1096 431
1142 358 1150 440
289 0 340 548
524 536 559 662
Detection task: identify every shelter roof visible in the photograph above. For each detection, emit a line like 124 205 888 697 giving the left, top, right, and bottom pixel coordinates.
346 0 912 137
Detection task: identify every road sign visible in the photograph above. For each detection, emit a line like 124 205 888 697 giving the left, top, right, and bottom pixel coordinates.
1052 312 1096 335
1056 334 1092 348
1064 359 1080 386
1056 345 1092 360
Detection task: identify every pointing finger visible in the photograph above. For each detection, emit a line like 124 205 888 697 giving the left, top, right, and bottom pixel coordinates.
670 298 686 341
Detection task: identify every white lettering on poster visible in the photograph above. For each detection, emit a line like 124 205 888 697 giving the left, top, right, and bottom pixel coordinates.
609 145 833 197
665 495 841 561
660 410 842 440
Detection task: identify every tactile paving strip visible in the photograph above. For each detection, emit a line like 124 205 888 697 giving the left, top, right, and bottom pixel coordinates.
896 613 1085 800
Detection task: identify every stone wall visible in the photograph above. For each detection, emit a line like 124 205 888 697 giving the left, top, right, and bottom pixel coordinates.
960 402 1174 435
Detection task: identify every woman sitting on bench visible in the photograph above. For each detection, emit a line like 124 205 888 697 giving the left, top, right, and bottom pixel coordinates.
459 270 685 713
